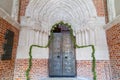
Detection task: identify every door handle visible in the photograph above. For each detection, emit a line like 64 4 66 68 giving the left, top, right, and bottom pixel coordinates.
65 56 68 59
57 55 60 58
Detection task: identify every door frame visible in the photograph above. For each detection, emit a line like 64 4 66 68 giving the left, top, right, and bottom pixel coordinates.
48 24 77 77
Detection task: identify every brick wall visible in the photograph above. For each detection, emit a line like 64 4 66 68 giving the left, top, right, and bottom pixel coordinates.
103 0 109 23
0 17 19 80
19 0 29 16
106 23 120 80
14 59 48 80
93 0 106 17
18 0 29 22
14 59 111 80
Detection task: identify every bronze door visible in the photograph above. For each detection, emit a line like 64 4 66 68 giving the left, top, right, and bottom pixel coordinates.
62 32 76 76
49 32 76 77
49 33 62 76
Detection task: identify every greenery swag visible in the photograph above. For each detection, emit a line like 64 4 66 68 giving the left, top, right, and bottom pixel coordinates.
26 21 97 80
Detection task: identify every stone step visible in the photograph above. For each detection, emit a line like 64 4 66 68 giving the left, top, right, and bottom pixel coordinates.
40 77 91 80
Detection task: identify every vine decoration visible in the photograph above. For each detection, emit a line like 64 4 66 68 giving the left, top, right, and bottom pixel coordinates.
26 21 97 80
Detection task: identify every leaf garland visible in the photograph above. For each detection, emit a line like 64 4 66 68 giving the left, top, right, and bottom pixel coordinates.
26 21 97 80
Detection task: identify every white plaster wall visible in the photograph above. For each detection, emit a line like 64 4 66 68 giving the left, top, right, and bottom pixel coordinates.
11 0 20 21
104 15 120 30
114 0 120 16
0 0 13 15
16 26 109 60
76 26 109 60
107 0 116 22
0 8 20 29
17 46 49 59
17 43 109 60
107 0 120 21
16 27 49 59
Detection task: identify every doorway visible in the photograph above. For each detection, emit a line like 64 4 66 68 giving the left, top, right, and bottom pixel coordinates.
49 24 76 77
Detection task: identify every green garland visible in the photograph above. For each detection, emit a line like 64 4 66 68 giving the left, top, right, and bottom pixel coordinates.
26 21 97 80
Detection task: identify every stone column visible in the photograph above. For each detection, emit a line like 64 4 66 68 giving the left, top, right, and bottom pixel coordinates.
11 0 20 21
107 0 116 22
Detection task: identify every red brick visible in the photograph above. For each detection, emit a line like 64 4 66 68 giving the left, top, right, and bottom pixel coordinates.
106 23 120 80
0 17 19 80
18 0 29 22
93 0 105 17
14 59 111 80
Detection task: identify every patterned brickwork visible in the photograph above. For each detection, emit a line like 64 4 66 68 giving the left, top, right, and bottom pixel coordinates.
14 59 111 80
18 0 29 22
106 23 120 80
0 17 19 80
93 0 105 16
77 60 111 80
19 0 29 16
14 59 48 80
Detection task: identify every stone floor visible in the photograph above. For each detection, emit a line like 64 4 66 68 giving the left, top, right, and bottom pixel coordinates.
40 77 91 80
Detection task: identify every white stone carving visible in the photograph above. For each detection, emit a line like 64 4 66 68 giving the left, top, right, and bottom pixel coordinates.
25 0 97 30
11 0 20 21
107 0 116 22
17 0 109 60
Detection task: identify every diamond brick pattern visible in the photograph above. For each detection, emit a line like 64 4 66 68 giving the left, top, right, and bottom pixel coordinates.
77 60 111 80
0 17 19 80
106 23 120 80
14 59 48 80
14 59 111 80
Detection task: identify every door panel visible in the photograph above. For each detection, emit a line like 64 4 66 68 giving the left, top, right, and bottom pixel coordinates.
49 31 76 77
62 32 76 76
49 33 62 77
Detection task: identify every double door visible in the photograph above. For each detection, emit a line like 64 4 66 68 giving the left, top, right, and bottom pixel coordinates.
49 31 76 77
